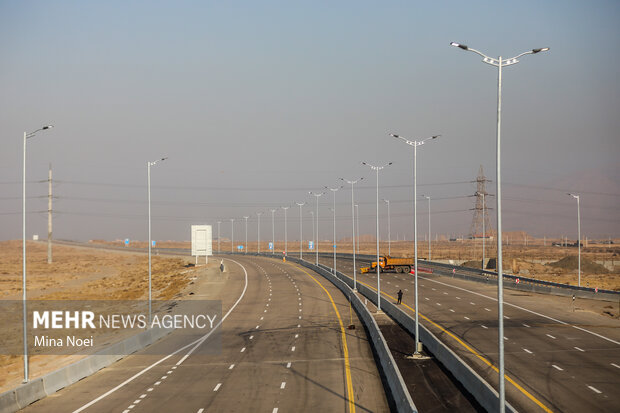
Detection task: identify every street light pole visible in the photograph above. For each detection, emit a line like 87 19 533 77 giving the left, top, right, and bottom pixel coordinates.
383 199 391 256
230 218 234 253
270 209 276 254
282 206 290 257
423 196 431 260
341 178 363 291
148 157 167 326
391 133 440 356
22 125 53 382
325 186 342 275
451 41 549 412
355 204 360 254
243 216 249 254
296 203 305 260
256 212 262 254
568 193 581 286
362 162 392 312
217 221 221 253
309 192 324 265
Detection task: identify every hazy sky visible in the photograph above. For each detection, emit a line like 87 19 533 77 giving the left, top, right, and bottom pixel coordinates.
1 1 618 244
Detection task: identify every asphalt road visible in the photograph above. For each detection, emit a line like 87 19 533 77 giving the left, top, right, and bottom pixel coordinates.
315 254 620 413
22 255 388 413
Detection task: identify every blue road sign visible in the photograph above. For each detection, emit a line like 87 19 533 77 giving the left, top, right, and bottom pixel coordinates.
269 242 273 250
124 239 129 246
237 245 243 250
152 240 156 247
309 241 314 250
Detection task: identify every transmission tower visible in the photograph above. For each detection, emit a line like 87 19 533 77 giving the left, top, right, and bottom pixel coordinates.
469 165 493 238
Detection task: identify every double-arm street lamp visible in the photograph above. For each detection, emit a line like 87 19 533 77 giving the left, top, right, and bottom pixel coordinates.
420 195 432 260
296 202 305 260
341 178 363 291
309 192 324 265
148 157 167 326
22 125 53 382
361 161 392 312
282 206 290 256
391 133 439 356
325 186 342 275
568 193 581 286
256 212 262 253
382 199 391 255
451 41 549 412
270 209 276 254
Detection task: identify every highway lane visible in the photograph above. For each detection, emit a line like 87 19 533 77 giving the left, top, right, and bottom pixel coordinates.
22 256 388 412
316 254 620 413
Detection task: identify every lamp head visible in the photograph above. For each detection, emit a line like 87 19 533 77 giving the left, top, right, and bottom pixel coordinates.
450 42 468 50
532 47 550 54
42 125 54 130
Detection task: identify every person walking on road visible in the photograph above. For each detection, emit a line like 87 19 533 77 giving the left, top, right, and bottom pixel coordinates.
397 289 403 305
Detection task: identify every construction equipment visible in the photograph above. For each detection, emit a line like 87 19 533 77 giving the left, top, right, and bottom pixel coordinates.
360 255 433 274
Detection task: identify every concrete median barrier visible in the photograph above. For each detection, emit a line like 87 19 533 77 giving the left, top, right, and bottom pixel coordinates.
0 327 172 413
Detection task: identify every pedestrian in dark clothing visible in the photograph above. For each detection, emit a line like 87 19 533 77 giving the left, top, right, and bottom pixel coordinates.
397 289 403 305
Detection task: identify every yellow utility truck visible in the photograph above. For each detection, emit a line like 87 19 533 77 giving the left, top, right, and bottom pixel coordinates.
360 256 433 274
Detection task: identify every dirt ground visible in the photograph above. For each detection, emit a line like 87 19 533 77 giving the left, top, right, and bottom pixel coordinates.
0 240 198 392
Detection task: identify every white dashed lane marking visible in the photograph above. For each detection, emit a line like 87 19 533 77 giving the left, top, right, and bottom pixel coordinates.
552 365 563 371
213 383 222 391
588 385 602 394
523 348 533 354
575 347 585 352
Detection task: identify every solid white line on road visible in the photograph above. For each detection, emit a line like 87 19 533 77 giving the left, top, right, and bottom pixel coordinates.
287 362 292 368
588 385 602 394
481 325 488 329
214 383 222 391
420 275 620 346
575 347 585 352
229 364 235 370
546 334 556 339
291 346 296 352
241 347 246 352
523 348 533 354
612 363 620 369
280 382 286 389
552 365 563 371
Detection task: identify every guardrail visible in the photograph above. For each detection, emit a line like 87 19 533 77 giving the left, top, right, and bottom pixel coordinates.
305 256 518 413
0 327 172 413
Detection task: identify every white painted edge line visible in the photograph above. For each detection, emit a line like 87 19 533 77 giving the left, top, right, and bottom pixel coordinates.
420 275 620 346
72 257 249 413
611 363 620 369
